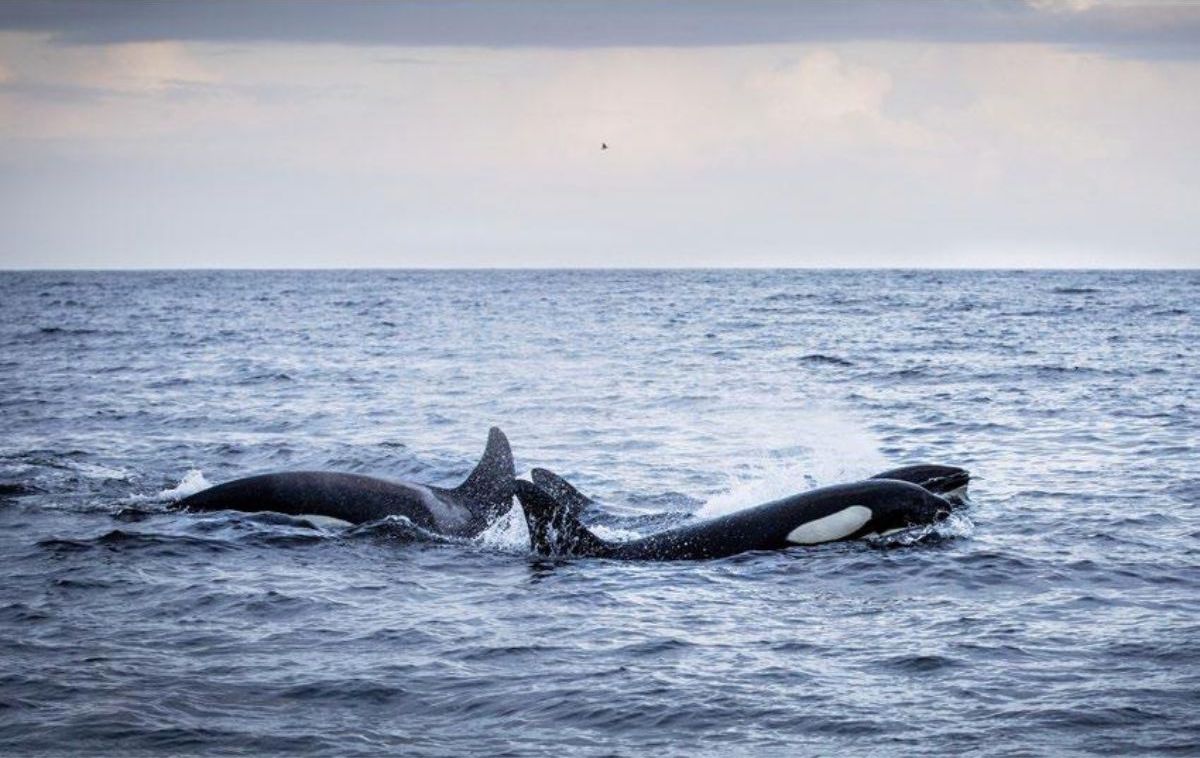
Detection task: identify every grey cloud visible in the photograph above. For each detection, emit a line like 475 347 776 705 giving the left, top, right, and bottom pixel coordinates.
2 0 1198 58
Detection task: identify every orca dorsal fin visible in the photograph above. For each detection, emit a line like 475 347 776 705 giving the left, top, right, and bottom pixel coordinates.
451 427 516 520
514 479 608 558
531 468 595 518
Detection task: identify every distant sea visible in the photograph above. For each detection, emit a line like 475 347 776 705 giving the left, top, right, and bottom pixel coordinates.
1 270 1197 755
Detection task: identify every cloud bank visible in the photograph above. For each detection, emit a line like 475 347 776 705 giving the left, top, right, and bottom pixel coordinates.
2 1 1197 58
0 1 1197 268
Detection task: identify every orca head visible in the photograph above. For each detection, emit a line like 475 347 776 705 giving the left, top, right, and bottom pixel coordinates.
863 482 954 536
870 463 970 505
785 482 952 546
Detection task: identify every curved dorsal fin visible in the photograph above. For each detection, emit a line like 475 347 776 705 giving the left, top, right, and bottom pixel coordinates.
514 479 608 557
531 468 594 518
452 427 515 519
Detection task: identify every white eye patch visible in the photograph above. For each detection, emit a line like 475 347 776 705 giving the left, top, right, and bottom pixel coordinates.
786 505 873 545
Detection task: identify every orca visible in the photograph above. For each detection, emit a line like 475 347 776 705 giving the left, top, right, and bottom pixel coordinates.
870 464 970 504
529 462 970 514
176 427 515 538
530 468 598 513
514 477 954 560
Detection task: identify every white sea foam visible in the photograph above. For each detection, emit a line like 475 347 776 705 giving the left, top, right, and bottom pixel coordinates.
589 523 644 542
71 461 132 481
126 469 211 504
866 510 976 546
475 497 530 552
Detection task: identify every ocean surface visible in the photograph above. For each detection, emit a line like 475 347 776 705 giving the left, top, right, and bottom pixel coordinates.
1 269 1197 756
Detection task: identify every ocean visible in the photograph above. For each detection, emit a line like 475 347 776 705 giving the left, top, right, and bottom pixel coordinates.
1 269 1197 755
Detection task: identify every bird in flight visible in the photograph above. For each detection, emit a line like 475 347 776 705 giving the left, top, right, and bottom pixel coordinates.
601 142 608 150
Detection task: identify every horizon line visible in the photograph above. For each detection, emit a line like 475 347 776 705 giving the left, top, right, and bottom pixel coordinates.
1 265 1197 273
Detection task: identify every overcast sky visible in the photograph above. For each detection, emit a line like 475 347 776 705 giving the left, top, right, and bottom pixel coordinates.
1 0 1198 268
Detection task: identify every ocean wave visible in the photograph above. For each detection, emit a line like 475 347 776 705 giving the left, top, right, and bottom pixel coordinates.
37 529 235 555
799 353 854 367
2 269 1196 757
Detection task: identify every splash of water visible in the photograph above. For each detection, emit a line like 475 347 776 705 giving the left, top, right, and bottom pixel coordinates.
126 469 211 504
696 409 889 519
866 511 975 546
475 498 530 553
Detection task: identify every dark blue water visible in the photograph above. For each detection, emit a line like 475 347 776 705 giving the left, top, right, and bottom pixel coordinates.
1 270 1197 756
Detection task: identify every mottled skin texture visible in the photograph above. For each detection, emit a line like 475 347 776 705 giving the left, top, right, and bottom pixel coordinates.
176 427 514 538
516 478 955 561
530 468 594 515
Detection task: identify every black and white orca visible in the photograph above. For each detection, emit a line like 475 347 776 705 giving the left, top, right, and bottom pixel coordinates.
871 464 970 504
515 469 962 560
177 427 515 538
529 462 970 516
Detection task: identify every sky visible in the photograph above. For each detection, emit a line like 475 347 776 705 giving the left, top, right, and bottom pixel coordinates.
1 0 1198 269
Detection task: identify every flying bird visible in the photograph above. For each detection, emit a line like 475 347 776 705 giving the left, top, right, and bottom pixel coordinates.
601 142 608 150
